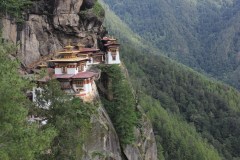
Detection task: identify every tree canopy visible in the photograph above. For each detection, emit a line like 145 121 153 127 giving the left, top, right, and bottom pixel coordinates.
0 0 32 20
0 41 55 159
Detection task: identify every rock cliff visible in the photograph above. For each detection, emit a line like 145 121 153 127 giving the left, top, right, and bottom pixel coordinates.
95 65 158 160
83 103 158 160
0 0 158 159
83 104 123 159
1 0 105 67
123 106 158 160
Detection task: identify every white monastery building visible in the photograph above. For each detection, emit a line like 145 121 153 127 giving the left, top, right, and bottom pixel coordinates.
33 36 121 100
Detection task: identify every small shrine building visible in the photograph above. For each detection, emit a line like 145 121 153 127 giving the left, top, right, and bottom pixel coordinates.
102 37 121 64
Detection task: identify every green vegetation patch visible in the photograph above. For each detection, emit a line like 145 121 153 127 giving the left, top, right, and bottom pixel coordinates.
0 0 32 21
80 1 105 19
34 80 96 159
0 40 56 159
97 64 137 145
92 1 105 17
140 94 221 160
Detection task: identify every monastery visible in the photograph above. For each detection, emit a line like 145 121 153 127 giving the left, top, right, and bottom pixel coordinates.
32 36 121 102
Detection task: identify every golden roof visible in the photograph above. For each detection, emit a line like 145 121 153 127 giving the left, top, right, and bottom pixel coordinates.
58 50 80 54
49 57 88 62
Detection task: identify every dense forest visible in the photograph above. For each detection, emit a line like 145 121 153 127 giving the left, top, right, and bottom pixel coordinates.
102 0 240 90
101 2 240 159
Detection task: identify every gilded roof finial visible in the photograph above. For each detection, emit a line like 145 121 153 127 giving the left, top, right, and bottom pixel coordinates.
65 39 73 51
68 39 71 46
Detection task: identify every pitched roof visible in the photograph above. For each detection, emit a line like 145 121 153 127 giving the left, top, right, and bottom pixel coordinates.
79 48 100 53
54 74 74 79
54 72 97 79
58 50 80 54
49 57 89 63
104 43 120 47
72 72 97 79
102 37 117 41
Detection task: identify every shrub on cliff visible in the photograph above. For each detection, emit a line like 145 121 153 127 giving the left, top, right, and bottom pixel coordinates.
0 0 32 21
97 65 137 145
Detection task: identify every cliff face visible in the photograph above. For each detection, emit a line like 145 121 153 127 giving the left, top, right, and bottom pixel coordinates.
83 103 158 160
96 65 158 160
1 0 105 67
1 1 158 159
123 106 158 160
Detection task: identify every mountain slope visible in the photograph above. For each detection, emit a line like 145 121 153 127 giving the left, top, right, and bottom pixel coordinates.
100 1 240 159
102 0 240 89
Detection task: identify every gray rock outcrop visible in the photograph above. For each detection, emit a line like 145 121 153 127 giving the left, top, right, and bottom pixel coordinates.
1 0 105 67
123 106 158 160
83 105 122 160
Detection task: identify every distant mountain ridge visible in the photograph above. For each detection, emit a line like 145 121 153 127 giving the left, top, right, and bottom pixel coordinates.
102 0 240 89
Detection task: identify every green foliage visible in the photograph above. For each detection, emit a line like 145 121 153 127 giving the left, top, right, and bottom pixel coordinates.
80 0 105 20
102 0 240 90
97 65 137 145
0 41 55 159
140 95 221 160
121 43 240 159
0 0 32 21
34 80 95 159
92 1 105 17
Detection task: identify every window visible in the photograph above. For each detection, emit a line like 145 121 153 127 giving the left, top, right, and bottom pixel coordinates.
60 82 71 89
109 48 117 52
78 64 84 72
112 53 117 61
61 67 67 73
93 56 103 63
75 81 84 87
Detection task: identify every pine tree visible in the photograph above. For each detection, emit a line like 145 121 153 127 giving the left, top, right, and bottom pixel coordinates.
0 41 56 159
34 80 95 159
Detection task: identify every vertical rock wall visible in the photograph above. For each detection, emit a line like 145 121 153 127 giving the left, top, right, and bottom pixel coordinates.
1 0 105 67
83 105 123 160
123 106 158 160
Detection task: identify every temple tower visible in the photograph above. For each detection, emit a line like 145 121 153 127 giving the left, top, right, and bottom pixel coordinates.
102 37 121 64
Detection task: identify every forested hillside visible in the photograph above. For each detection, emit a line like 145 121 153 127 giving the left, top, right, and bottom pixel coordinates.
102 0 240 89
101 2 240 159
